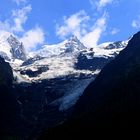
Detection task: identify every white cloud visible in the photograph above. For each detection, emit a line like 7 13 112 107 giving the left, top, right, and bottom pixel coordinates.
132 16 140 29
98 0 113 9
0 5 32 33
13 0 27 5
0 20 11 32
56 10 90 39
110 28 120 35
90 0 114 10
20 27 45 51
11 5 32 32
82 14 107 48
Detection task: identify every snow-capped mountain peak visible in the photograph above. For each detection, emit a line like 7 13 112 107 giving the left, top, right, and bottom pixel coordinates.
31 35 86 58
7 35 27 61
64 35 86 53
0 33 27 61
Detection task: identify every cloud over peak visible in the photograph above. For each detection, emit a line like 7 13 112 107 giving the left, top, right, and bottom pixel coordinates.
56 10 89 39
0 4 32 33
56 9 108 48
12 5 32 32
20 27 45 51
82 14 107 48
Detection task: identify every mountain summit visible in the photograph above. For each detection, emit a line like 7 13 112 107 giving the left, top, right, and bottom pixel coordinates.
32 35 86 58
7 35 27 61
0 33 26 61
64 35 86 53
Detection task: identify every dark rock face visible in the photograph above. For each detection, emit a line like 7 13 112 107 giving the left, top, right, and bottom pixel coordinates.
75 50 113 71
0 57 13 86
0 57 21 138
37 31 140 138
22 55 45 66
20 66 49 77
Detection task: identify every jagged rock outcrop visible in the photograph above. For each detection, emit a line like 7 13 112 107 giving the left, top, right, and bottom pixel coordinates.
7 35 27 61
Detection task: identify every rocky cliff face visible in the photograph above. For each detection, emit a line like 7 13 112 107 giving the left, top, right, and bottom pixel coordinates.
0 57 22 138
0 57 13 86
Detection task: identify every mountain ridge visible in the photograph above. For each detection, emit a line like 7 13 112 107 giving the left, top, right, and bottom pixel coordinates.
0 32 128 83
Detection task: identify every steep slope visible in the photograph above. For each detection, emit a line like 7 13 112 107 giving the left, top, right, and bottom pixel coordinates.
38 31 140 138
73 31 140 122
0 57 13 86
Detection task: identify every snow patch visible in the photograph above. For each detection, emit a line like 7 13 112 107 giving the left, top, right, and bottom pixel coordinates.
52 78 94 111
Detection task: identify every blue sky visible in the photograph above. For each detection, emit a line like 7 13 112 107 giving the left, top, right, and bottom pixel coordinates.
0 0 140 50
